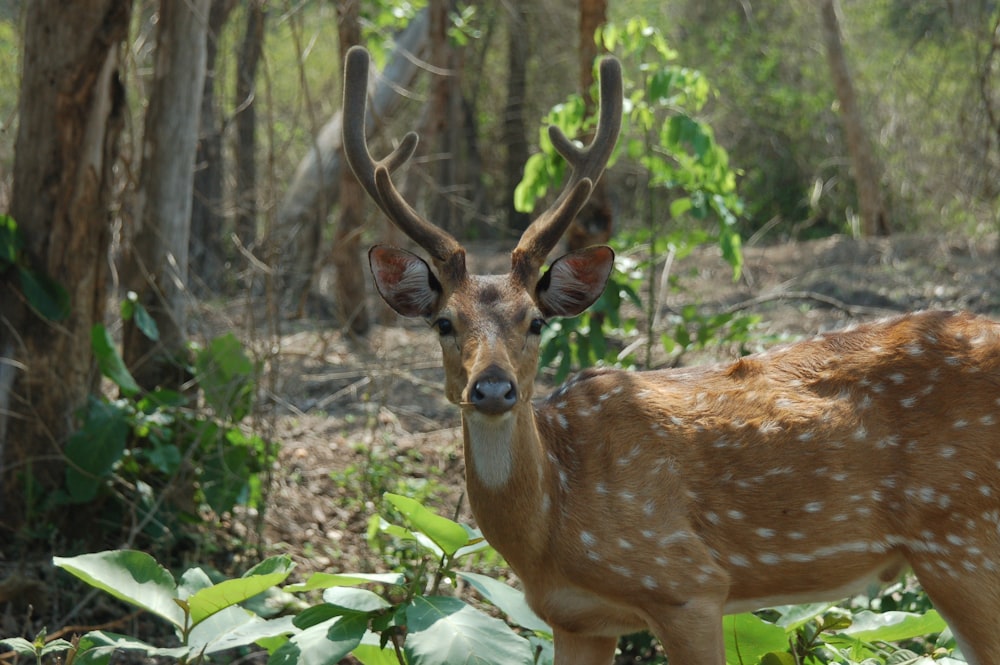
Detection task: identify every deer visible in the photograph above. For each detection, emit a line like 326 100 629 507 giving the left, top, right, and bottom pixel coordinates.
341 45 1000 665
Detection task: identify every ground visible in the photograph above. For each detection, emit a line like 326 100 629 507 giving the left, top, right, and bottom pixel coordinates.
5 232 1000 662
261 230 1000 596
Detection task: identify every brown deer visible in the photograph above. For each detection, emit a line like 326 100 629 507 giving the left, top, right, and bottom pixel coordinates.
342 46 1000 665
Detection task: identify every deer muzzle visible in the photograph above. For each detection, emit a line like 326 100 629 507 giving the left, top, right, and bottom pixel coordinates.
469 366 518 416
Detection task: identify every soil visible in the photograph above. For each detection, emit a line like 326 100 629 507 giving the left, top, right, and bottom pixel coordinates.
263 232 1000 581
5 232 1000 662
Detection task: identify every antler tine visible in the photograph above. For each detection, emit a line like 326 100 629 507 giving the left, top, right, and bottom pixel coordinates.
512 56 623 284
342 46 464 273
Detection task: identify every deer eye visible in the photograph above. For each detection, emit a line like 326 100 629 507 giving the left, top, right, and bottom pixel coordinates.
529 318 546 335
433 318 454 336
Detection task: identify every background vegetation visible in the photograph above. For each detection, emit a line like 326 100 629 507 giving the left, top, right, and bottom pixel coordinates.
1 0 998 662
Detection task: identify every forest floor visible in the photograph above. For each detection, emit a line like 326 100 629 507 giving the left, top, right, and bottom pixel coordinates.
6 231 1000 663
260 231 1000 585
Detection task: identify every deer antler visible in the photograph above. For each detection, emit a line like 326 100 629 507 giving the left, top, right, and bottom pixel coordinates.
341 46 466 281
511 56 623 286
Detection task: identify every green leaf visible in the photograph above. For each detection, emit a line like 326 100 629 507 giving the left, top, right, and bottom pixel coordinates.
186 556 295 626
321 587 392 615
455 571 550 634
344 630 398 665
268 615 366 665
0 213 23 266
771 603 833 631
91 324 140 395
64 397 129 502
670 196 693 218
196 333 255 420
53 551 185 628
404 596 533 665
121 292 160 341
199 427 251 514
384 493 470 557
0 637 38 656
284 572 405 593
72 630 186 659
840 610 946 642
723 613 788 665
18 266 71 321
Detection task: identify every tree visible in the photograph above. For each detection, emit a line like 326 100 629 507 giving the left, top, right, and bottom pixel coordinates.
819 0 890 236
121 0 210 390
235 0 267 251
566 0 613 250
331 0 369 334
191 0 237 292
503 0 531 233
274 11 429 308
0 0 133 537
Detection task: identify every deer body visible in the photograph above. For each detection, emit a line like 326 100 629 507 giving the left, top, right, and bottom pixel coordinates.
342 46 1000 664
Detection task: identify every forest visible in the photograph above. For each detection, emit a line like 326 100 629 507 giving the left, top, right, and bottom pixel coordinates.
1 0 999 663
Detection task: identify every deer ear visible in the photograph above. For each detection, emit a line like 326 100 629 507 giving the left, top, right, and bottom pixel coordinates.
535 246 615 318
369 246 443 318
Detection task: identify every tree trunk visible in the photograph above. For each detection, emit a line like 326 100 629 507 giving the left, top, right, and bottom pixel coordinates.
122 0 210 391
567 0 613 251
0 0 132 536
235 0 266 250
275 10 428 307
819 0 890 237
331 0 369 334
503 0 531 233
190 0 236 293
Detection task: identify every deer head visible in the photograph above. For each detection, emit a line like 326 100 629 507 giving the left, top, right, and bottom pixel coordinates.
343 46 621 421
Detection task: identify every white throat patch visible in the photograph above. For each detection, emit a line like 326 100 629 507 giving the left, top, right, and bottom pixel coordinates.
465 412 516 489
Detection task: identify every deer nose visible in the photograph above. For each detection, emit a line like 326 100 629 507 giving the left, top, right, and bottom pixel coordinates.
470 368 517 415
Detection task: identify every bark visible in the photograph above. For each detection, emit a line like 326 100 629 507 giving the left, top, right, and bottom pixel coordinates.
235 0 266 249
275 10 428 306
819 0 890 237
331 0 369 334
504 0 531 233
122 0 210 391
191 0 236 292
0 0 132 535
567 0 613 251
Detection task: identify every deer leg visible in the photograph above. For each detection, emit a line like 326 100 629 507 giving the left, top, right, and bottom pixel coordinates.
909 559 1000 665
645 596 727 665
552 628 617 665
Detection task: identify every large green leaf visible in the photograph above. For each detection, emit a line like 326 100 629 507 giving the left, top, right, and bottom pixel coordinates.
724 613 789 665
404 596 533 665
64 397 129 502
840 610 946 642
268 615 366 665
91 324 140 395
384 493 470 557
456 571 550 634
349 631 400 665
186 556 294 626
195 333 255 420
53 551 184 628
18 266 70 321
284 572 404 593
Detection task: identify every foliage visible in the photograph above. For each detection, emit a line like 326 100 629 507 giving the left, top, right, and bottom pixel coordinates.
0 214 70 321
2 497 964 665
55 305 275 546
515 21 753 380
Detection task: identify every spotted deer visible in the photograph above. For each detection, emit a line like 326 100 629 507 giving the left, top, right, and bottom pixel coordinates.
342 45 1000 665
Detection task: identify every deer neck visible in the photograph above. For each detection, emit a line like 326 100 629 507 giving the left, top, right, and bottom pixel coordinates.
461 405 551 561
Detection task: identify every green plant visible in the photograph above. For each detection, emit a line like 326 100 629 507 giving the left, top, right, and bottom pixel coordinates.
0 213 70 321
516 22 751 378
59 310 275 545
2 495 965 665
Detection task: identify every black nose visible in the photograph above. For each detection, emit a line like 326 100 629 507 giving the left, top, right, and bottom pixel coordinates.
470 369 517 415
